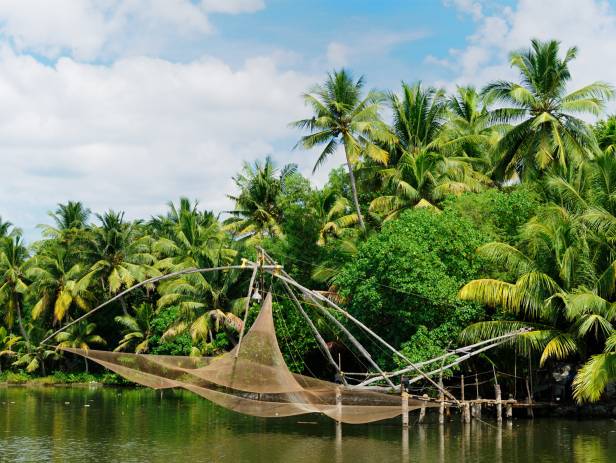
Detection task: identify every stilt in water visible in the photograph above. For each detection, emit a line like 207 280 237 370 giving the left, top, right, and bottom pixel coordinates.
506 394 514 420
419 394 428 424
401 391 409 428
495 383 502 423
438 378 445 425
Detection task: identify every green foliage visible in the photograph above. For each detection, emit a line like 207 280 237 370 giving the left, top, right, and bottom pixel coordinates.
334 208 490 365
443 186 541 242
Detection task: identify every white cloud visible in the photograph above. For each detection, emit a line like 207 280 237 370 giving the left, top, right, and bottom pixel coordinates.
326 29 429 68
438 0 616 105
200 0 265 14
326 42 350 67
0 47 321 239
0 0 265 62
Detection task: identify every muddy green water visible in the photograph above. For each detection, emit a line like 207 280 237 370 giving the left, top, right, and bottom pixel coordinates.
1 387 615 463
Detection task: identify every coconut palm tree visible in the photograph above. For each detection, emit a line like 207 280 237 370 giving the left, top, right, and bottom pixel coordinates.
369 83 489 219
114 303 155 354
459 204 600 363
225 157 297 243
573 332 616 402
0 235 30 340
440 86 500 170
12 324 57 375
27 246 94 324
482 39 613 181
0 326 20 373
87 211 158 315
292 69 395 230
55 321 106 372
593 115 616 154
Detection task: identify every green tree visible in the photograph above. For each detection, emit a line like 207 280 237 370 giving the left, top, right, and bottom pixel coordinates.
483 39 613 181
88 211 158 315
114 303 156 353
0 326 20 373
292 69 394 231
593 115 616 154
27 246 93 324
225 157 297 243
334 208 489 364
55 321 106 372
0 235 30 339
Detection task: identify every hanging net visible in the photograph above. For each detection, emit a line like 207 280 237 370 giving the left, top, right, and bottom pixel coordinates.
63 293 435 424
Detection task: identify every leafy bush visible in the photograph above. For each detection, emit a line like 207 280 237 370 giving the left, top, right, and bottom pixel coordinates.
334 208 489 366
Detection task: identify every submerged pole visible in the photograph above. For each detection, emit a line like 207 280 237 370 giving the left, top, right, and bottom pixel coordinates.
438 378 445 425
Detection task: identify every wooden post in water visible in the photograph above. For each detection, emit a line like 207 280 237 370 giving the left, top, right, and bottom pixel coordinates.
419 394 428 424
335 386 343 424
495 384 502 423
438 378 445 425
506 394 514 420
525 377 534 419
402 391 409 428
463 401 471 423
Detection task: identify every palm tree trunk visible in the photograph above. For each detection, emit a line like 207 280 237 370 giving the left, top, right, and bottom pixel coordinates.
344 151 366 231
15 299 29 342
119 296 129 316
84 357 89 374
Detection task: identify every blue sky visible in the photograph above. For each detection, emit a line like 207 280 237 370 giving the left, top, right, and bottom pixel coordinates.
0 0 615 241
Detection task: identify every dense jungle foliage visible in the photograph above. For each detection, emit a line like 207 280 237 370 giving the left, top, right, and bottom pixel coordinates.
2 39 616 402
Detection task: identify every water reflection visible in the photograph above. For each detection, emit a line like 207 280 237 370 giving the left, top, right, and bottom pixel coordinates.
1 387 615 462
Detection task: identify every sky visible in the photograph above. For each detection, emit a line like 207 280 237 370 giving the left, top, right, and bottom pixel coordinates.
1 0 616 241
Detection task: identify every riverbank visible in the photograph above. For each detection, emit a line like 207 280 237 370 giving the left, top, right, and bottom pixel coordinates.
0 371 129 386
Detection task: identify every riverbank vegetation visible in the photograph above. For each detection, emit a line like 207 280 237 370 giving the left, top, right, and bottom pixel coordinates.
1 39 616 402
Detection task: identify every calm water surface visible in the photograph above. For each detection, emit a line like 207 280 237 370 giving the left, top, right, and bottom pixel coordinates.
1 386 615 462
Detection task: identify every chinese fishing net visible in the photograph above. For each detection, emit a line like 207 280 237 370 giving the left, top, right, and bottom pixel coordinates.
63 293 435 424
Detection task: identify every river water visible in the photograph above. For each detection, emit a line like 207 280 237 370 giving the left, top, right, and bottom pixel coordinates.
1 386 615 462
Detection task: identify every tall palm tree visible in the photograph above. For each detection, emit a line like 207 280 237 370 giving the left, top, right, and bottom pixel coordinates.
369 83 489 219
482 39 613 181
27 246 93 324
440 86 500 169
0 216 19 238
55 321 106 372
88 211 158 315
0 235 30 340
225 157 297 243
48 201 91 231
292 69 395 230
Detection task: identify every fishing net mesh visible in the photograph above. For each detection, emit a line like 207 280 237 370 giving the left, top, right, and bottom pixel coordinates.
63 293 435 424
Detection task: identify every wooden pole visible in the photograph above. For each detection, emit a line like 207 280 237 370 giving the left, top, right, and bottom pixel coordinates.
336 386 343 424
419 394 428 424
495 384 502 423
461 374 465 401
463 401 471 423
439 378 445 425
506 394 513 420
402 391 409 428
